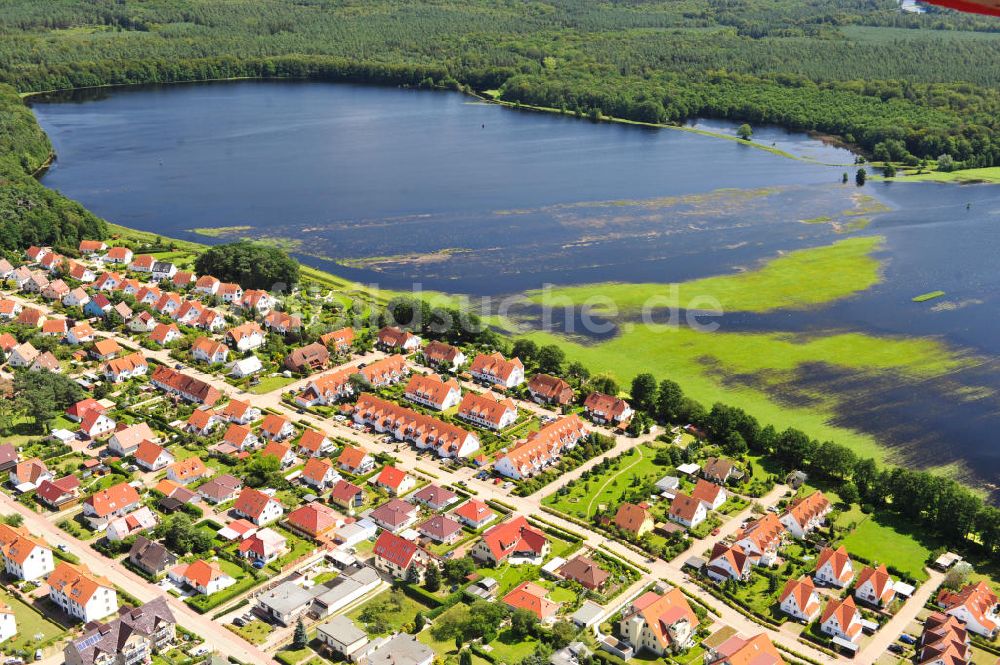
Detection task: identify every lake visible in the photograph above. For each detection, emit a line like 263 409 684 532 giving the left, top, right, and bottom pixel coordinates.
29 81 1000 497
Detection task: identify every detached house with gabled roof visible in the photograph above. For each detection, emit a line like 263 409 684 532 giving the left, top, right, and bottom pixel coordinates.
469 352 524 388
221 399 260 425
504 581 561 623
102 351 148 383
471 515 549 565
284 342 330 373
195 275 220 296
191 337 229 365
83 482 142 530
373 465 415 496
35 476 81 510
261 441 295 468
820 596 863 643
169 560 235 596
264 310 302 334
226 321 265 352
301 458 339 490
222 423 259 451
691 478 727 511
558 555 609 591
372 531 431 581
47 562 118 623
78 239 107 254
813 546 854 588
128 254 155 272
185 407 220 436
67 322 97 345
667 492 707 530
583 392 633 426
79 409 116 439
233 487 284 526
149 323 182 346
7 342 39 368
329 479 365 514
296 429 334 457
40 318 67 338
779 576 821 623
217 282 243 303
0 523 55 581
62 286 90 309
619 588 698 655
527 374 574 406
134 440 174 472
108 422 157 457
733 513 785 566
376 326 421 353
104 246 133 264
338 445 375 475
855 564 896 608
260 413 294 441
452 499 496 529
411 485 458 511
706 542 752 583
614 502 654 537
319 326 355 353
127 311 157 334
165 457 209 486
370 498 419 533
421 340 466 371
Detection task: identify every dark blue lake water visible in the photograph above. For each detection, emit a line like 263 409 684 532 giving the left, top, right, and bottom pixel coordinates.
29 81 1000 497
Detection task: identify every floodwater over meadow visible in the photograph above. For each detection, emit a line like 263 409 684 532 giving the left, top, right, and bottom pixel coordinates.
30 81 1000 496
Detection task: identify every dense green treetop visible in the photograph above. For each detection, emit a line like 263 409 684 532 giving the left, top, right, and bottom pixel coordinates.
194 239 300 290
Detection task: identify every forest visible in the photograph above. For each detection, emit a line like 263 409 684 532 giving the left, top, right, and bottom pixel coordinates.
0 0 999 166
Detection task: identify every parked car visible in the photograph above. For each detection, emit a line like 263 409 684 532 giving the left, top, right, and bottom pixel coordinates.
887 644 904 654
899 634 916 645
232 617 246 627
252 560 265 569
34 650 42 661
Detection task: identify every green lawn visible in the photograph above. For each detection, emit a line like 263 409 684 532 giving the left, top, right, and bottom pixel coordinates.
474 563 542 596
840 514 931 582
226 619 272 645
247 375 298 394
543 444 665 519
486 629 540 664
347 589 434 635
417 603 468 656
0 590 64 655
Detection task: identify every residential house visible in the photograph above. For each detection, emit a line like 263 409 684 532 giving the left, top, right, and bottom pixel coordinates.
238 527 287 564
418 515 463 544
152 293 183 317
261 413 295 441
253 581 313 628
7 342 39 368
411 485 457 511
197 308 227 331
937 581 999 638
221 399 260 425
30 351 60 373
239 289 273 314
285 502 342 541
42 279 70 301
614 502 654 537
191 337 229 365
814 546 854 588
469 352 524 388
174 301 205 326
583 392 633 426
0 523 55 581
35 476 81 510
780 491 832 539
16 306 45 327
471 516 549 565
82 483 142 530
691 478 727 511
47 562 118 622
421 340 466 371
370 498 419 532
316 615 369 661
150 366 221 405
0 299 21 320
149 323 182 346
261 441 296 468
165 457 209 486
9 458 51 490
128 536 177 577
185 407 220 436
329 480 365 514
918 612 971 665
452 499 496 529
706 542 752 583
101 352 148 383
168 560 235 596
457 392 518 430
105 247 134 264
173 271 196 289
338 445 375 475
733 513 786 566
619 588 698 655
128 255 155 272
372 531 431 581
233 487 284 525
376 326 421 352
296 429 334 457
226 322 265 352
668 493 708 529
62 287 90 308
134 440 174 472
63 596 177 665
558 556 609 591
353 394 481 458
855 564 896 607
360 355 409 387
779 576 822 623
704 634 783 665
701 457 742 485
197 474 242 505
301 458 339 490
106 506 158 542
195 275 220 296
284 342 330 373
263 311 302 334
127 311 157 334
90 338 121 361
228 356 263 379
108 422 156 457
527 374 574 406
222 423 259 451
80 409 116 439
493 415 588 479
217 282 243 303
504 581 560 622
93 271 123 292
320 327 354 352
820 596 863 643
78 240 107 255
151 261 177 281
295 367 354 407
372 465 415 496
404 374 462 411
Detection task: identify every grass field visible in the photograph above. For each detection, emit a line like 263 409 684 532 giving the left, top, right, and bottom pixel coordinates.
486 629 540 664
840 514 932 582
525 236 884 314
0 590 64 655
347 589 432 635
898 166 1000 185
543 444 665 519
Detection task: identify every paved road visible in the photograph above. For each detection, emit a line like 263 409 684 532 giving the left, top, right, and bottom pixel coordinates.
0 492 278 665
858 569 942 662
